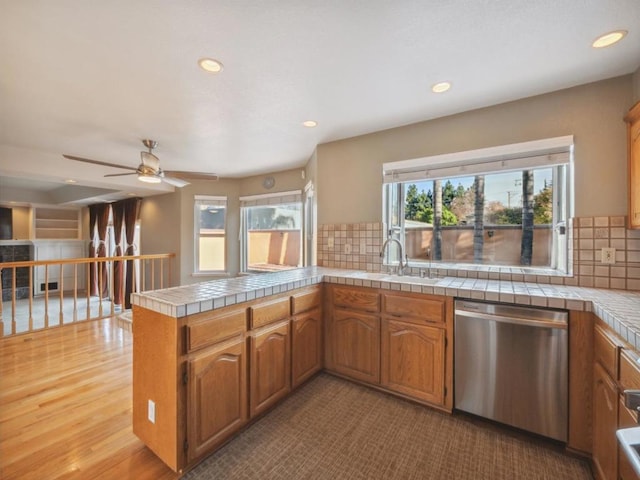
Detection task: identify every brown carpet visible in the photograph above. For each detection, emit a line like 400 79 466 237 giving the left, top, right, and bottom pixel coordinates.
184 374 592 480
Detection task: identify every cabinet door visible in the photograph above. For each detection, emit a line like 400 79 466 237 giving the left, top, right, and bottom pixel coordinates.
330 309 380 384
187 336 247 463
291 308 322 388
381 319 445 405
618 397 639 480
593 361 619 480
627 103 640 229
250 321 291 417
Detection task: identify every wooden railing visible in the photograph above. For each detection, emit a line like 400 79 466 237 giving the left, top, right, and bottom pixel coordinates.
0 253 175 336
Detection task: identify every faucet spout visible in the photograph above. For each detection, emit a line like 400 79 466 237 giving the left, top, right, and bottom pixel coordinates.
379 237 408 275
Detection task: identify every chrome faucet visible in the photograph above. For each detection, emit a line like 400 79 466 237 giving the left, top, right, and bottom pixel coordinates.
379 237 408 276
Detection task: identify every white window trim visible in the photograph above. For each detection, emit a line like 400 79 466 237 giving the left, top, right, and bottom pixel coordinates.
383 136 574 183
194 195 228 274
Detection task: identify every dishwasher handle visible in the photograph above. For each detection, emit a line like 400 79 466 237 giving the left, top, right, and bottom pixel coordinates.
455 309 568 329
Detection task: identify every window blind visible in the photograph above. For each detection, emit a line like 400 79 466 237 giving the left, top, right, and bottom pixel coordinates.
382 136 573 184
239 190 302 207
194 195 226 207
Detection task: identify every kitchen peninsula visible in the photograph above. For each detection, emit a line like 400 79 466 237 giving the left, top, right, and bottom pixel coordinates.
131 266 640 475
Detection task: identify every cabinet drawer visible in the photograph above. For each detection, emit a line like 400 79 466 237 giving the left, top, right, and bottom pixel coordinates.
620 349 640 391
333 286 380 313
382 293 445 324
595 323 621 379
291 287 321 315
250 297 290 329
187 309 246 352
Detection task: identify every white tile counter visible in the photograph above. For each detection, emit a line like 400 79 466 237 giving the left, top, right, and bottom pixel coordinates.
131 266 640 349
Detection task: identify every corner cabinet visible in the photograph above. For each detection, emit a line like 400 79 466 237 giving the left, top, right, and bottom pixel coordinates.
626 101 640 229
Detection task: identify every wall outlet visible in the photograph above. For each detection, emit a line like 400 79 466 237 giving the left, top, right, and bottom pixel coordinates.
148 399 156 424
601 247 616 264
327 237 334 249
344 243 352 254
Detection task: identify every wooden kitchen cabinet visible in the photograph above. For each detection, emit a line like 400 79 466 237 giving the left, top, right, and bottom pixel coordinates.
291 308 323 388
187 335 247 462
593 322 623 480
381 319 445 404
330 308 380 384
626 101 640 229
249 320 291 417
593 362 619 480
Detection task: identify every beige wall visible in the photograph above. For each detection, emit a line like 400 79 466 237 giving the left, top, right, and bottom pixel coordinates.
633 66 640 103
239 168 306 195
140 191 182 286
10 206 31 239
317 75 634 224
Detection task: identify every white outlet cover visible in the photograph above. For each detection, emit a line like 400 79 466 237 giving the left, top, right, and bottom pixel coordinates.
148 399 156 424
601 247 616 264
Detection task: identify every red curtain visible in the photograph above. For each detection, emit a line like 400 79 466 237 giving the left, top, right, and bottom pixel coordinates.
123 198 141 309
88 206 98 296
112 200 125 307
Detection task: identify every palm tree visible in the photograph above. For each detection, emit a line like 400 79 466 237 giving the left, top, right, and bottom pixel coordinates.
433 179 443 260
520 170 534 265
473 175 485 263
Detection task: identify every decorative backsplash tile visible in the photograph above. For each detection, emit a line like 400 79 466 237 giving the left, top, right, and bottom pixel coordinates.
318 216 640 292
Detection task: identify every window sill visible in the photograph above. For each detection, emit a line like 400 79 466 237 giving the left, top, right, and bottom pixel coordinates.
400 261 572 281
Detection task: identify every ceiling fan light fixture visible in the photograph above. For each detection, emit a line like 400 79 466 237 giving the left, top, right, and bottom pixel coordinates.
198 58 224 73
137 173 162 184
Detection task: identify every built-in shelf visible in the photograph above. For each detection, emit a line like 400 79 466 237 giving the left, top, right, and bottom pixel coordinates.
34 208 81 240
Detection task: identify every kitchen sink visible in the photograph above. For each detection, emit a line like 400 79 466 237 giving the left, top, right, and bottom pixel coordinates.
617 427 640 476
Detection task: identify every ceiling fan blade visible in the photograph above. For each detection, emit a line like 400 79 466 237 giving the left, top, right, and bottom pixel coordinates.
104 172 137 177
140 151 160 170
162 176 190 188
63 154 137 171
165 170 219 181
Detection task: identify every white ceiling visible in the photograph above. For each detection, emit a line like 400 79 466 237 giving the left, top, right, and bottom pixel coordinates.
1 1 639 204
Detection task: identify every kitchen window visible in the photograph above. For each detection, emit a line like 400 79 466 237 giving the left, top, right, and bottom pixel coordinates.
194 195 227 273
240 190 303 273
382 136 574 273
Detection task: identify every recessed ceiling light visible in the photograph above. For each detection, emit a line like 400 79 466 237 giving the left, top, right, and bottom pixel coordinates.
9 201 17 204
198 58 224 73
127 193 137 196
65 179 77 184
592 30 627 48
432 82 451 93
302 120 317 128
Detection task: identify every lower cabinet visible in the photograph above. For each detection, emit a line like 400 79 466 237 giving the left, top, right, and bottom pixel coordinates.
331 308 380 384
593 361 619 480
187 335 247 463
381 319 445 405
291 308 323 388
618 397 639 480
250 321 291 417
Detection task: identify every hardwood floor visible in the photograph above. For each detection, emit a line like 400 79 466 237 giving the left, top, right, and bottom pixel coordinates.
0 318 178 480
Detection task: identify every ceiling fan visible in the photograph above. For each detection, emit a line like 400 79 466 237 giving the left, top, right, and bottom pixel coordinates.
63 139 218 187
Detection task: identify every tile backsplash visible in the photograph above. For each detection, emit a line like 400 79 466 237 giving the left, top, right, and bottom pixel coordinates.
317 216 640 292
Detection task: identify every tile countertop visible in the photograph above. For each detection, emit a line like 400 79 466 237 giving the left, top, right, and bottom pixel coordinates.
131 266 640 350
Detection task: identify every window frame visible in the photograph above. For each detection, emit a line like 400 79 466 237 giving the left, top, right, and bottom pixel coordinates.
194 195 228 275
382 137 574 274
239 190 303 273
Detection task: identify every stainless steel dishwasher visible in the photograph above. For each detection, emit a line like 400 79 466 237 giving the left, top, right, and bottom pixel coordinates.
454 300 568 442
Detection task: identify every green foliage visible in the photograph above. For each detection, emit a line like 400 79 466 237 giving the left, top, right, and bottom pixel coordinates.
494 207 522 225
533 186 553 224
405 183 458 225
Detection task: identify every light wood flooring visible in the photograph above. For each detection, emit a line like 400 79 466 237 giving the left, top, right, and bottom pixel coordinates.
0 318 177 480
